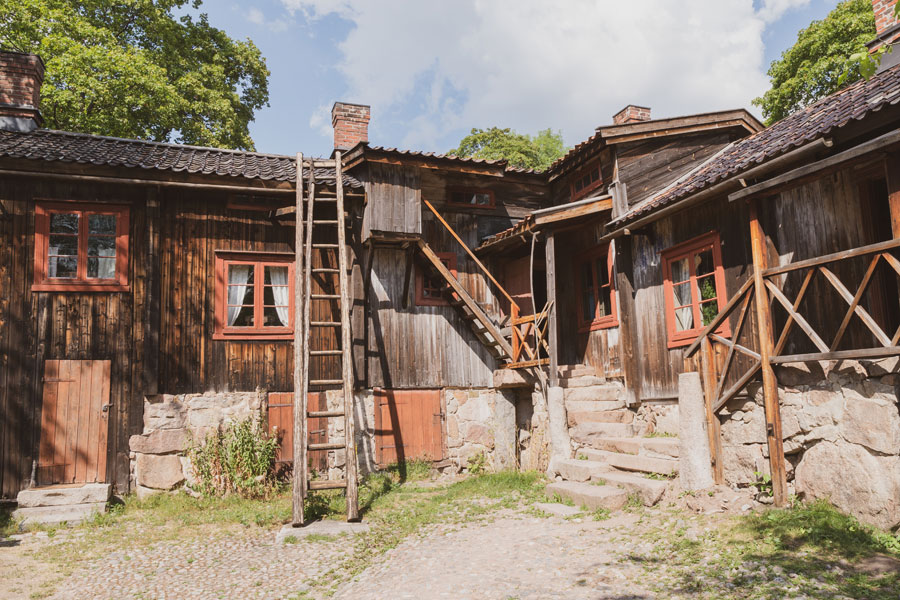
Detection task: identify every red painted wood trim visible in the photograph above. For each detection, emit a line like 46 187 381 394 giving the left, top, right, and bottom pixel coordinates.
214 252 295 340
661 231 731 349
416 252 458 306
570 160 603 201
575 242 618 332
33 202 130 292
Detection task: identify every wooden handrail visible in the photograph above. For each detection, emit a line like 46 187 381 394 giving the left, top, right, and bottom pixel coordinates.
684 277 754 357
422 198 518 308
762 237 900 277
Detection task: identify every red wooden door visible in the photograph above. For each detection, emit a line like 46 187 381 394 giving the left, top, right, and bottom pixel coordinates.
267 392 328 473
37 360 110 485
374 389 444 468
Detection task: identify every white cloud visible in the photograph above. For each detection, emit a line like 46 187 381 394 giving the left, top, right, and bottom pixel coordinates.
246 7 291 33
284 0 804 150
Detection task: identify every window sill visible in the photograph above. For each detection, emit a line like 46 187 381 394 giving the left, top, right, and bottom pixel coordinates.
213 331 294 341
32 282 130 293
578 318 618 333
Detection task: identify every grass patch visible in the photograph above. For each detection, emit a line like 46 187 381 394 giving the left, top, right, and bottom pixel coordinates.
593 507 611 521
644 431 677 438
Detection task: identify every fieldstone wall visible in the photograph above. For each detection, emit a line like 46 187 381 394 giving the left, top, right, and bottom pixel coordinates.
444 388 517 472
719 359 900 530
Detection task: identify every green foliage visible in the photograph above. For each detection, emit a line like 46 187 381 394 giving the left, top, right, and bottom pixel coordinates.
0 0 269 149
188 418 280 499
753 0 876 125
592 507 611 521
752 471 774 499
466 450 488 475
448 127 567 171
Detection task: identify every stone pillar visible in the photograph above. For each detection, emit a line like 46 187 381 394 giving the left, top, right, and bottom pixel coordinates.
678 372 714 490
546 385 572 471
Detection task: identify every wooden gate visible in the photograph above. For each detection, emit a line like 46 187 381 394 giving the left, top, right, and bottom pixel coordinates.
37 360 110 485
267 392 328 473
374 389 444 468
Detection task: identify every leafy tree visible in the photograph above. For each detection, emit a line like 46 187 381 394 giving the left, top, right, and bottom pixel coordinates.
448 127 568 171
0 0 269 150
753 0 876 125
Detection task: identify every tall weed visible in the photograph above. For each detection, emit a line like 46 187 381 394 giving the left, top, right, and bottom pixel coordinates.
188 418 280 499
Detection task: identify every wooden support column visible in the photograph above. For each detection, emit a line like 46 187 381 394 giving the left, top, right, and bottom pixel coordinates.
142 187 160 396
749 201 788 507
886 153 900 239
292 153 306 526
545 233 559 387
700 337 724 484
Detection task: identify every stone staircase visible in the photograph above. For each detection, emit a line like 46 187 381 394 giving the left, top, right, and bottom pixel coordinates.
13 483 111 527
546 366 679 512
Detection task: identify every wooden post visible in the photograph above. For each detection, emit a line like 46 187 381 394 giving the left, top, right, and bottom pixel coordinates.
700 337 724 484
292 153 306 526
545 233 559 387
142 187 160 396
749 201 788 507
335 151 359 521
886 153 900 239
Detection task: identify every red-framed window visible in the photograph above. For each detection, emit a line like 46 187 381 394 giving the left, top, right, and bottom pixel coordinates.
661 232 730 348
214 252 295 340
570 161 602 201
447 188 495 208
416 252 457 306
33 202 130 292
575 244 618 332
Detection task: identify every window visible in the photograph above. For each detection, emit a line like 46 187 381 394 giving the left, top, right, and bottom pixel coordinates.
447 188 495 208
214 252 294 340
570 162 602 201
33 202 129 292
416 252 457 306
575 244 617 331
661 232 730 348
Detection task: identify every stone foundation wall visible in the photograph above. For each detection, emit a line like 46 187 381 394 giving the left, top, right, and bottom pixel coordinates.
719 359 900 530
444 388 517 472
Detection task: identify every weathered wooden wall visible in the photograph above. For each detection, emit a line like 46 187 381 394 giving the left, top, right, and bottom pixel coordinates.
362 163 421 238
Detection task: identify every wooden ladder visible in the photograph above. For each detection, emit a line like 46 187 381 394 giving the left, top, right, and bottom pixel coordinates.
292 151 358 526
416 238 514 363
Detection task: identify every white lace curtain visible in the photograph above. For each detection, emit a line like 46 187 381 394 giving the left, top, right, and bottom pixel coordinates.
227 265 252 326
269 266 290 326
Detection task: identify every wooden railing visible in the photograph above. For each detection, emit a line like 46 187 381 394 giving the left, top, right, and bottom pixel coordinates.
422 198 547 369
686 235 900 494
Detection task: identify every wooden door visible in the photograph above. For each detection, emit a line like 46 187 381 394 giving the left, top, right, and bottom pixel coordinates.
267 392 328 473
37 360 110 485
374 389 444 468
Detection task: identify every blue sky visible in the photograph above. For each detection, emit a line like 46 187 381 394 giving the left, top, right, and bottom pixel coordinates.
196 0 842 157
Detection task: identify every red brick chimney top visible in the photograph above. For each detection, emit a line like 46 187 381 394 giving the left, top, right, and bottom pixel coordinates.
612 105 651 125
332 102 370 151
0 51 44 131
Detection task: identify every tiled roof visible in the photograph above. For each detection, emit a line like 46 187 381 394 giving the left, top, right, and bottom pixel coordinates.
616 63 900 224
365 145 542 175
0 128 363 188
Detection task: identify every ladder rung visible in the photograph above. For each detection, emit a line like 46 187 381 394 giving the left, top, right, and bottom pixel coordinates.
311 321 341 327
310 350 342 356
308 479 347 490
312 243 340 249
308 410 345 418
309 442 345 451
312 268 341 273
310 379 343 386
310 294 341 299
302 220 340 225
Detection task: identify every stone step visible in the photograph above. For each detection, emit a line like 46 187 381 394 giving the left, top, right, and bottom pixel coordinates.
590 471 668 506
580 449 678 476
565 386 621 404
571 423 635 444
588 436 680 459
558 365 598 378
16 483 111 508
554 458 610 482
565 400 626 413
12 502 106 527
561 375 606 388
546 481 627 512
567 409 633 427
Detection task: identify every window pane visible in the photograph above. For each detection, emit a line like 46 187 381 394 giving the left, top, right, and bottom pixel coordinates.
227 284 254 307
228 264 254 285
697 275 717 302
230 306 254 327
49 235 78 256
673 281 692 307
670 257 690 285
264 265 289 286
581 262 596 322
695 249 715 277
675 306 693 332
598 286 611 318
50 213 78 234
701 301 719 327
263 305 288 327
87 257 116 279
594 257 609 288
88 235 116 257
49 256 77 278
88 214 116 235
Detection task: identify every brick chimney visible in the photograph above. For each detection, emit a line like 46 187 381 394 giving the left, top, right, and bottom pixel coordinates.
612 105 651 125
331 102 370 150
869 0 900 70
0 51 44 132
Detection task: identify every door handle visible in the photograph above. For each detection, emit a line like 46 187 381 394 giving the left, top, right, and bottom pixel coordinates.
102 403 113 413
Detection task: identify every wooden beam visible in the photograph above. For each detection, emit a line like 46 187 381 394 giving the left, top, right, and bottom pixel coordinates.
545 233 559 387
684 277 754 356
141 188 160 396
749 201 788 507
818 266 892 347
533 197 612 227
762 238 900 277
886 152 900 239
764 280 830 353
292 153 306 527
770 346 900 364
401 244 415 310
700 338 724 484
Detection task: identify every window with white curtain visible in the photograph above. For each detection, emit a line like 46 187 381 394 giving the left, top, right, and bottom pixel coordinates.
214 253 294 339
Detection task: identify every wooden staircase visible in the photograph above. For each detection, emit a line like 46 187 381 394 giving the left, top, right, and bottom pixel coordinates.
292 151 358 525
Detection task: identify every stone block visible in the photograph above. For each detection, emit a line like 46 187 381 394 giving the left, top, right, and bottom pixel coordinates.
143 396 186 431
564 386 621 404
493 368 533 389
775 362 825 386
546 481 627 511
554 458 608 482
592 449 678 475
565 400 627 413
189 408 223 429
722 443 766 485
129 428 190 455
586 437 640 455
562 376 607 388
12 502 106 526
868 357 900 376
571 423 634 445
591 471 668 506
566 409 633 427
136 453 185 490
721 405 766 446
17 483 111 507
840 395 900 455
456 395 491 422
642 438 680 458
